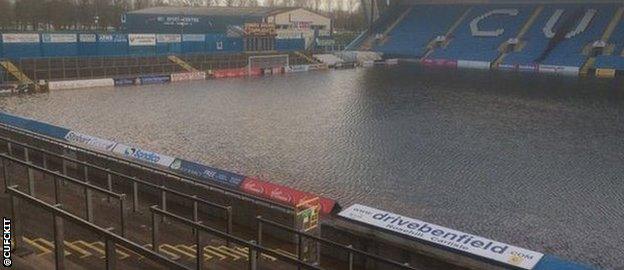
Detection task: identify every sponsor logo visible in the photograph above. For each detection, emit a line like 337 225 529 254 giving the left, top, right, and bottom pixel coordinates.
243 180 265 194
170 159 182 170
3 218 11 267
64 131 117 151
123 147 160 163
339 204 543 269
269 188 293 203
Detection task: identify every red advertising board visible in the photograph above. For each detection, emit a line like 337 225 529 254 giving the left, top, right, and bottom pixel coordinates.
421 58 458 68
213 68 263 78
241 177 337 215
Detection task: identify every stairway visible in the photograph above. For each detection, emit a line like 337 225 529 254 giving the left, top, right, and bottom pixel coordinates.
422 7 473 59
580 6 624 75
0 60 34 85
167 55 198 72
378 7 414 46
493 6 544 67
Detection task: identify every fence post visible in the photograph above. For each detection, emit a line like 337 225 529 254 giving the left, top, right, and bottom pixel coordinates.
297 234 303 270
132 180 139 212
151 210 160 253
160 187 167 222
192 195 198 235
42 153 48 169
256 216 263 245
25 148 35 196
53 213 66 270
53 176 61 204
105 238 117 270
195 229 203 270
226 206 232 247
248 240 257 270
2 158 9 191
84 186 93 222
9 192 23 250
348 245 354 270
7 141 12 156
119 195 126 237
107 170 113 203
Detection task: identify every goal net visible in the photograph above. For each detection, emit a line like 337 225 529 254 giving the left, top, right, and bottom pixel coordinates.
248 54 289 74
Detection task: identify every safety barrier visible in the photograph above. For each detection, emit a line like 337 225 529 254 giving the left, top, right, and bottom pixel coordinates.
47 78 114 90
150 206 322 270
5 187 190 270
421 58 458 68
0 112 338 214
256 216 416 270
171 72 206 82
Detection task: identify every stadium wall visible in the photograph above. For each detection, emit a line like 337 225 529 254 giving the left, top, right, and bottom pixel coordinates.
0 32 305 59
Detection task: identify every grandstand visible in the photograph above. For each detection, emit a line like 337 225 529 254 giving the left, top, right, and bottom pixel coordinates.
354 0 624 77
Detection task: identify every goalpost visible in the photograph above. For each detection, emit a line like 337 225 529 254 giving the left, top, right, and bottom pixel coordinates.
248 54 290 75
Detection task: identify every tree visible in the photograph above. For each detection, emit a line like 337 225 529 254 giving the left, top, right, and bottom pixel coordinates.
0 0 14 29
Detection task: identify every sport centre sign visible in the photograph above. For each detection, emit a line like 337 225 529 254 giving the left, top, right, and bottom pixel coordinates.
338 204 543 269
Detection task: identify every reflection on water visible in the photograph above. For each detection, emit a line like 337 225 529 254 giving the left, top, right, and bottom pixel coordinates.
1 66 623 268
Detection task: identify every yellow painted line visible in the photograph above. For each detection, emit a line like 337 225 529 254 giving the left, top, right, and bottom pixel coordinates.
235 246 277 261
115 243 144 260
72 240 104 258
160 244 196 259
203 246 227 260
207 246 242 260
177 244 215 260
64 241 92 258
218 245 248 258
23 237 52 256
91 241 130 260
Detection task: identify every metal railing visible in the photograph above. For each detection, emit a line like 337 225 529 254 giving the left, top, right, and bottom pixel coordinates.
0 134 234 236
150 206 324 270
1 152 128 237
256 216 416 270
0 123 294 214
5 186 190 270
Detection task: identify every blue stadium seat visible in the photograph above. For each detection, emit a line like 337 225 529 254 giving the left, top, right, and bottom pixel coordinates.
540 4 617 67
430 5 532 62
376 5 466 57
594 18 624 70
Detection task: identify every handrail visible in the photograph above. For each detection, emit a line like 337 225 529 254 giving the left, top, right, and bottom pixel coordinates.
0 134 233 235
0 122 294 213
1 152 122 199
6 186 190 270
256 216 416 270
150 205 323 270
1 152 128 236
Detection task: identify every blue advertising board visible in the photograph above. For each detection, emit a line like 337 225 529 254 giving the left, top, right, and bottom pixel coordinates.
114 77 139 86
139 75 170 85
0 112 70 140
169 159 245 188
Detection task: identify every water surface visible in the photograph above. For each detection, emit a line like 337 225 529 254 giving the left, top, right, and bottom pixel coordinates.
1 66 623 269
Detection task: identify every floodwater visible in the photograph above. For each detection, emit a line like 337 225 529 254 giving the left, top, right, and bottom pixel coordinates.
1 66 623 269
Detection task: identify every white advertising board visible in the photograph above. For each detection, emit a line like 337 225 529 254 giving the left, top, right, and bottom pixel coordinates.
170 72 206 82
156 34 182 43
79 34 97 43
286 65 310 73
129 34 156 46
65 131 117 152
42 34 77 43
538 65 579 76
48 78 114 90
182 34 205 42
112 143 175 167
2 33 40 43
457 60 491 70
338 204 544 269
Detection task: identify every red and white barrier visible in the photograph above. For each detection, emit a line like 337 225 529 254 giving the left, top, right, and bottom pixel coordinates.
421 58 458 68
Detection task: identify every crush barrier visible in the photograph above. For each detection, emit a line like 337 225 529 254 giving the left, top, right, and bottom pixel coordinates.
0 111 339 214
